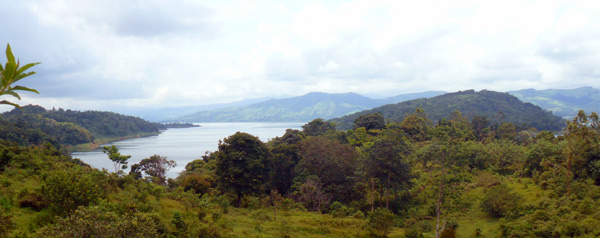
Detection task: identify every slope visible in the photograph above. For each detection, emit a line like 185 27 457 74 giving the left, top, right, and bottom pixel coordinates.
172 91 445 123
330 90 565 131
508 86 600 118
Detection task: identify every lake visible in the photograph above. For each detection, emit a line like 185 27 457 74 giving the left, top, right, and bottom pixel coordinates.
71 122 304 178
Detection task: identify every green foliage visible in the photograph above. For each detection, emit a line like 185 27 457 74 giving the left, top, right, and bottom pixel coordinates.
354 112 385 132
0 206 14 237
332 90 565 131
131 154 176 185
0 43 40 108
215 132 271 206
37 206 162 237
367 208 396 237
480 184 523 217
302 118 336 137
1 105 162 144
40 167 107 216
296 136 359 203
103 145 131 173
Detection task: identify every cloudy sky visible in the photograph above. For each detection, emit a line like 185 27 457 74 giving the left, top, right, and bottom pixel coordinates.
2 0 600 113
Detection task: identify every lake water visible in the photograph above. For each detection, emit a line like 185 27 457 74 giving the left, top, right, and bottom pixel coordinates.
71 122 304 178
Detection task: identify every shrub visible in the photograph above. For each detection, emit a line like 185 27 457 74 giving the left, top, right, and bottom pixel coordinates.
37 206 162 237
480 184 523 217
40 167 106 216
367 208 396 237
329 201 349 218
352 210 365 219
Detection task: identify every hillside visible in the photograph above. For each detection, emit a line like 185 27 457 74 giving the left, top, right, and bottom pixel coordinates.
509 86 600 119
0 105 163 148
171 91 445 123
330 90 566 131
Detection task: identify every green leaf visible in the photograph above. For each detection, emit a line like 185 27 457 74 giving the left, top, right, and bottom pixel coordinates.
5 43 15 64
14 71 36 82
0 100 20 108
12 85 39 94
4 90 21 99
15 62 40 77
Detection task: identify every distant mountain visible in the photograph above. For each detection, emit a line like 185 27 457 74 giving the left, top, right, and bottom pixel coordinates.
120 97 271 122
170 91 445 123
330 90 566 131
508 87 600 119
377 91 446 104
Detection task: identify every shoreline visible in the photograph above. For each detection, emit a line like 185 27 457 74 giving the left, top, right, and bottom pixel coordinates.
70 131 161 152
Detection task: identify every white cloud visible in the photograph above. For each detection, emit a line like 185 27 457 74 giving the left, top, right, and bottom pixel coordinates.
1 0 600 113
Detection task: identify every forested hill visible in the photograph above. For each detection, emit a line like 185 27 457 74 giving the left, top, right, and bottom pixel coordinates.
0 105 163 147
330 90 566 131
171 91 445 122
508 86 600 119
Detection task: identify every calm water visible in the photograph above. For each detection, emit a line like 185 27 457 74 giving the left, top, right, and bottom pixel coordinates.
71 122 304 178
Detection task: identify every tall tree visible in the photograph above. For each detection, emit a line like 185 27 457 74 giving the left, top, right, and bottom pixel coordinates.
0 43 40 108
296 136 359 203
102 145 131 173
354 112 385 132
215 132 271 206
131 154 176 185
363 131 410 211
302 118 335 137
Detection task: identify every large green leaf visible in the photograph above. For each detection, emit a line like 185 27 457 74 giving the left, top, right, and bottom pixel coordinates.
15 71 37 82
12 85 39 94
5 43 15 64
4 90 21 99
0 100 20 108
16 62 40 77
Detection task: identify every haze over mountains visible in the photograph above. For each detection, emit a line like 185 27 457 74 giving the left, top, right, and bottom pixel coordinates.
159 87 600 124
167 91 445 123
508 87 600 119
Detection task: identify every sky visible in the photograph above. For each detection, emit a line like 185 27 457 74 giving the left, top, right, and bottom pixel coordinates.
2 0 600 113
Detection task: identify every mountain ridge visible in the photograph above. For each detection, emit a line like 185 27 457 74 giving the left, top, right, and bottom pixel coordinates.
169 91 446 123
330 89 566 131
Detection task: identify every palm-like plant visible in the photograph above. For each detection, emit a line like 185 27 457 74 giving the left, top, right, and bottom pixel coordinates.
0 43 40 108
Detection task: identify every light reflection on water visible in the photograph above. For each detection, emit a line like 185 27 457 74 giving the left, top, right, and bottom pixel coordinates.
71 122 304 178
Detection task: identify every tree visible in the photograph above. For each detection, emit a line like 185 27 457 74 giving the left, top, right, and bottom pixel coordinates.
363 134 410 211
1 43 40 108
302 118 335 136
413 111 472 238
400 107 430 142
102 145 131 173
367 208 396 237
296 136 359 203
353 112 385 132
215 132 271 206
133 154 176 185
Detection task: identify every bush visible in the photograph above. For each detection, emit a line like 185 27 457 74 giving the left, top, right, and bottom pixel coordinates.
404 227 424 238
367 208 396 237
329 201 349 218
37 206 163 237
352 210 365 219
40 167 107 216
480 184 523 217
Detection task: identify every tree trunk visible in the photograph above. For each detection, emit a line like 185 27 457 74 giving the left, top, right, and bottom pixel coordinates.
371 178 375 212
386 173 391 209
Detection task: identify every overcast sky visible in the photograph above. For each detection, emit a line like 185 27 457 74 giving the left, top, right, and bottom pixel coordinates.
2 0 600 112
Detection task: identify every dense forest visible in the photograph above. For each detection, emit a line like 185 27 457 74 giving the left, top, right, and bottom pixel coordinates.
0 105 164 149
1 105 600 237
331 90 566 132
